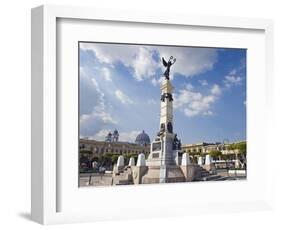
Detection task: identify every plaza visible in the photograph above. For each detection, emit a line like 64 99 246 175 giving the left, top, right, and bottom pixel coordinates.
79 55 246 187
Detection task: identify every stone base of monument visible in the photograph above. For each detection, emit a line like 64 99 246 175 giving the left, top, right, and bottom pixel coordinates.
180 164 201 182
202 163 216 174
112 165 134 185
142 165 186 184
131 166 148 184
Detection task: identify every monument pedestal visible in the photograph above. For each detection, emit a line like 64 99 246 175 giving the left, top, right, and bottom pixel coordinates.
142 165 185 184
144 134 185 183
146 133 177 167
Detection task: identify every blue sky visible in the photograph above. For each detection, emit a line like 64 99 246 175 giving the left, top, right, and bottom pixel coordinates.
79 42 246 144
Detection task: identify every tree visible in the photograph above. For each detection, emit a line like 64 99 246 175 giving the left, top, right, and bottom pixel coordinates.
209 150 222 160
236 142 246 154
199 152 207 157
229 142 246 154
79 149 93 157
111 154 119 165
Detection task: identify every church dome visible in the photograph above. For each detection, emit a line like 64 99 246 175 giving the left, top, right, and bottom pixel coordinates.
135 130 151 146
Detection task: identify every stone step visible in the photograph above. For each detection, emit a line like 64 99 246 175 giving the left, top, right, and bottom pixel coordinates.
215 176 236 181
200 172 210 177
202 175 222 181
115 179 134 185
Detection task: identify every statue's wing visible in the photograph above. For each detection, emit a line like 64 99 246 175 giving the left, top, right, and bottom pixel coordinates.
162 57 168 67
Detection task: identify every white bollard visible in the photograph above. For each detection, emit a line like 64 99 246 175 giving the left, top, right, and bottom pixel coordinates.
117 155 124 167
205 155 212 165
128 157 135 166
137 153 146 166
198 156 203 166
181 153 191 166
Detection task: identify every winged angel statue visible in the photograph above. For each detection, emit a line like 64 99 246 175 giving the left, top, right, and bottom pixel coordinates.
162 56 176 80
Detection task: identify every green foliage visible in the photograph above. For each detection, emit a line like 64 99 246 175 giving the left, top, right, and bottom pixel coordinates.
189 151 200 157
229 142 246 154
92 156 99 162
209 150 222 158
221 153 236 160
101 152 139 165
191 156 198 163
220 154 229 160
199 152 207 157
80 150 147 167
80 149 93 155
111 154 119 164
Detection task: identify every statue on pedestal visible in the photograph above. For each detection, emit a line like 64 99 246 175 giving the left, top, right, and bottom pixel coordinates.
172 134 182 150
161 93 173 102
162 56 176 80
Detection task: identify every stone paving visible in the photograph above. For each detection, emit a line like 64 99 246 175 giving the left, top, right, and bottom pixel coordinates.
79 173 113 187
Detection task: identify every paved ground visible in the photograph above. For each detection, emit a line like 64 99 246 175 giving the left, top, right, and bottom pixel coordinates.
79 168 246 187
79 173 113 187
216 169 247 180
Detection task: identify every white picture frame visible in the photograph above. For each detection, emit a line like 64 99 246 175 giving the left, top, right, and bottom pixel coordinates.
31 5 274 225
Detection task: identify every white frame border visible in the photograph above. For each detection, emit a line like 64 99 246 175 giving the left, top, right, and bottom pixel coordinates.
31 5 274 225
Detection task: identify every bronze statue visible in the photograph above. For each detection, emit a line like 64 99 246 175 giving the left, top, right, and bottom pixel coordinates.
161 93 173 102
162 56 176 80
167 122 173 133
172 134 182 150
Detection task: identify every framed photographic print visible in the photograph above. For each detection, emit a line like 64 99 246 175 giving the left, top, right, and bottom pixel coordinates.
31 5 274 225
78 41 247 187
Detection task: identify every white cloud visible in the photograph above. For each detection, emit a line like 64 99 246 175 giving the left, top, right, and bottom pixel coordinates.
211 84 222 96
158 46 218 77
199 80 208 86
185 83 194 90
148 98 158 105
229 69 237 75
151 78 158 86
80 43 218 82
174 84 222 117
118 130 141 142
132 47 159 81
90 129 141 143
80 43 159 81
90 129 111 140
79 69 117 137
115 90 134 105
80 42 135 66
102 67 112 81
223 68 243 88
151 77 163 86
224 75 242 86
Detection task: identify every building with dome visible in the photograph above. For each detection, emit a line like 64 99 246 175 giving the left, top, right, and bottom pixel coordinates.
79 130 151 168
135 130 151 146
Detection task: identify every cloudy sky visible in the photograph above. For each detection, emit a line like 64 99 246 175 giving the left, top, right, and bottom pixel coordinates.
79 42 246 144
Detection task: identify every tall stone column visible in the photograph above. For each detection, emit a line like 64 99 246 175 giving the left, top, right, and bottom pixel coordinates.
146 79 177 167
160 79 174 127
159 79 176 165
142 56 185 184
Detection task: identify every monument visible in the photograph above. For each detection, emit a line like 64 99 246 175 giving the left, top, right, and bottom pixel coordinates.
110 56 220 186
142 56 186 183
